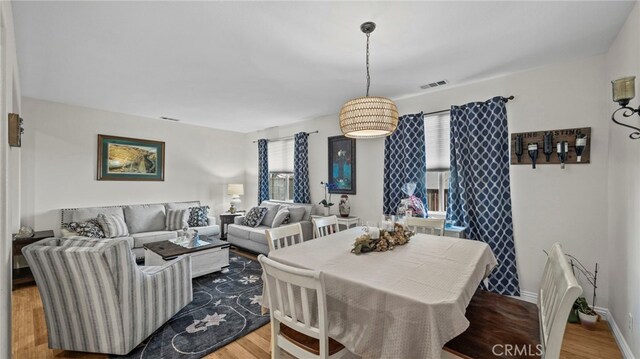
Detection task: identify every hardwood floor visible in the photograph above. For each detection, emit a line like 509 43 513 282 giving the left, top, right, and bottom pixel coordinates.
11 249 623 358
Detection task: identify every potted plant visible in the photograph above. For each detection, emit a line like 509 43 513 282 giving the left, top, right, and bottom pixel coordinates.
575 297 598 330
319 181 337 216
564 253 599 330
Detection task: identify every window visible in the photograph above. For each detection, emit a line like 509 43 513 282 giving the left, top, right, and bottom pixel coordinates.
269 172 294 201
268 139 295 202
425 113 451 213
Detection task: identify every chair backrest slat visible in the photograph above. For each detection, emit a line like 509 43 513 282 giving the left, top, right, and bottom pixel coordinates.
537 243 582 359
405 217 446 236
266 223 305 252
286 282 298 323
259 255 328 353
313 215 339 238
300 287 311 329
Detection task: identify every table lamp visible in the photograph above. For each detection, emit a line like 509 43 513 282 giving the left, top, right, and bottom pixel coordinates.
227 184 244 213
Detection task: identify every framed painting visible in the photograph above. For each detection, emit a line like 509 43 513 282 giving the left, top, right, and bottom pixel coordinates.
97 134 165 181
327 135 356 194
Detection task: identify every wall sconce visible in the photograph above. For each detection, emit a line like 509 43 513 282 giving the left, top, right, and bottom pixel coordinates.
611 76 640 139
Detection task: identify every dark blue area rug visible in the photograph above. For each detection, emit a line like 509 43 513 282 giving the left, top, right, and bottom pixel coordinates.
113 254 270 358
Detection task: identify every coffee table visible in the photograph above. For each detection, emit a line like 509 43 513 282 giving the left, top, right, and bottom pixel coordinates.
143 236 230 278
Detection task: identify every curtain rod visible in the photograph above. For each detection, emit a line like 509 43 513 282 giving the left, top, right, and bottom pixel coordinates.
423 95 515 117
252 130 319 143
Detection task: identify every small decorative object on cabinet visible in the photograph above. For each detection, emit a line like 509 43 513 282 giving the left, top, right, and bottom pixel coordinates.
511 127 591 167
16 226 34 238
8 113 24 147
339 195 350 217
611 76 640 139
396 182 427 217
12 229 54 288
319 181 337 215
97 134 165 181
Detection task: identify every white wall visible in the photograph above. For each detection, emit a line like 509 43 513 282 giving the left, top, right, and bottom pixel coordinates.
606 2 640 356
20 97 246 233
1 1 21 357
245 55 610 306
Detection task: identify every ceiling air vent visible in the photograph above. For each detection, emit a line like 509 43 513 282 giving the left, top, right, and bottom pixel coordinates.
160 116 180 122
420 80 449 90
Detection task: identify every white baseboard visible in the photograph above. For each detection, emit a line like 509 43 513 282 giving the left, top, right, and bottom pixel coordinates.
512 291 635 359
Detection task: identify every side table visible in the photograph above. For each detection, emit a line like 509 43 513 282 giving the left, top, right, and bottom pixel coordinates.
13 229 55 288
311 215 360 231
219 212 243 240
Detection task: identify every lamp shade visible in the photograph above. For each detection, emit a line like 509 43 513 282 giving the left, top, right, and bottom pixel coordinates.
339 96 399 138
227 183 244 196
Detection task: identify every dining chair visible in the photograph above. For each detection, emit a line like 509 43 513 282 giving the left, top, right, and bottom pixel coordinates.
266 223 305 252
258 255 348 359
444 243 582 359
405 217 446 236
312 215 339 238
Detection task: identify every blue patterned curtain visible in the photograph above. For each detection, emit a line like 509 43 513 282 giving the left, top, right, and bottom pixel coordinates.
447 96 519 296
293 132 311 203
383 112 427 216
257 139 270 204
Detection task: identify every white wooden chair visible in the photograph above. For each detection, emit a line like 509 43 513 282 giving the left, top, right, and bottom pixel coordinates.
405 217 446 236
266 223 305 252
258 255 348 359
312 216 339 238
537 243 583 358
444 242 582 359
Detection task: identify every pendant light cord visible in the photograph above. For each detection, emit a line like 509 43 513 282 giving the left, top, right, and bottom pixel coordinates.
365 32 371 97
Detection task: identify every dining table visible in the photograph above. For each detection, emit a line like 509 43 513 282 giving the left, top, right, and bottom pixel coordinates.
265 227 498 359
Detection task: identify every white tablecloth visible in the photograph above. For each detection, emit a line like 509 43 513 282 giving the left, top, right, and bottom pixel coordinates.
266 227 497 359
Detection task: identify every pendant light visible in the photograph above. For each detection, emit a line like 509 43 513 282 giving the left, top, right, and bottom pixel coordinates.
340 22 398 139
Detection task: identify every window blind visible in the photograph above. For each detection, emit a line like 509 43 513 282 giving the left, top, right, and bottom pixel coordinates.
268 139 294 173
425 113 451 171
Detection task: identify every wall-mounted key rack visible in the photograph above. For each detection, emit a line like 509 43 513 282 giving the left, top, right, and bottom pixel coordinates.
510 127 591 167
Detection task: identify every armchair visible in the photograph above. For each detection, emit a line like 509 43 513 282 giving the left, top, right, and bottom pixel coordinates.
22 237 192 355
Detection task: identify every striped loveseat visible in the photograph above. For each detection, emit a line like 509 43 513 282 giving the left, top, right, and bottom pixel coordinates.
22 237 193 355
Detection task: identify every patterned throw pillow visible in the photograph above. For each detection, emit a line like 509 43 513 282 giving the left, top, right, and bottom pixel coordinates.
242 207 268 228
97 214 129 238
188 206 210 227
271 208 290 228
166 209 189 230
62 219 105 239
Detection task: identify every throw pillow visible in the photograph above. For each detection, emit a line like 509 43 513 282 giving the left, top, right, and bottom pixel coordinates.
287 206 306 223
62 219 105 239
260 203 281 227
97 214 129 238
188 206 210 227
271 208 290 228
242 206 268 227
166 209 189 230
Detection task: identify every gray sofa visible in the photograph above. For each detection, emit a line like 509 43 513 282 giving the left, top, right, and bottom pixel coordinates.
226 200 315 254
60 201 220 259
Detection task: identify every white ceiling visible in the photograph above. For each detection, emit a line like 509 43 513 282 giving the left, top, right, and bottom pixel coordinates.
13 1 635 133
